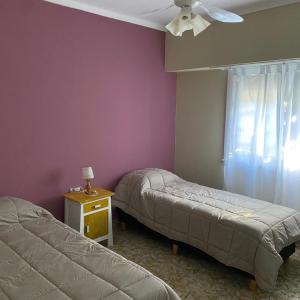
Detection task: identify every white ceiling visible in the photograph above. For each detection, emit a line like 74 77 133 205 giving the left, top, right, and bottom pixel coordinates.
45 0 300 31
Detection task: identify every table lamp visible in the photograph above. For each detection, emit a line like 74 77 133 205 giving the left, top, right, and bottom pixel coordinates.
82 167 97 195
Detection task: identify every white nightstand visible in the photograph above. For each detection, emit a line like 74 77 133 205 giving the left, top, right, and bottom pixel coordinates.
64 188 114 246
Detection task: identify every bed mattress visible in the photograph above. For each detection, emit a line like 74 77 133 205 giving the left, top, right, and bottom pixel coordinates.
0 196 180 300
113 168 300 291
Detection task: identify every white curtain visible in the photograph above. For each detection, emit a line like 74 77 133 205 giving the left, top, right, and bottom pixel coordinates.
224 61 300 210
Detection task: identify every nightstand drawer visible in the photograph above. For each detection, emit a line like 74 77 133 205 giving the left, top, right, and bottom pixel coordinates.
84 198 108 213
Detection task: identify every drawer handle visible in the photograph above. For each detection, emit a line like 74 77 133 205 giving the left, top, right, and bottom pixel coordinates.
93 204 101 209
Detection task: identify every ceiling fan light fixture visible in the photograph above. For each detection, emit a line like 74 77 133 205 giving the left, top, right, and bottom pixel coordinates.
166 7 193 37
166 17 181 36
191 14 210 36
166 10 210 37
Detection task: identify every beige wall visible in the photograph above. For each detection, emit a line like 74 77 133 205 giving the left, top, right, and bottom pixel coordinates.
175 70 227 188
166 3 300 71
173 4 300 188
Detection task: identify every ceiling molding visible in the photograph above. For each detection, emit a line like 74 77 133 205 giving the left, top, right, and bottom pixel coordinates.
43 0 166 31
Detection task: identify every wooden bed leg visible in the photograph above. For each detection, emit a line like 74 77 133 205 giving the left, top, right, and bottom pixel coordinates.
120 221 127 231
172 243 179 256
248 279 257 291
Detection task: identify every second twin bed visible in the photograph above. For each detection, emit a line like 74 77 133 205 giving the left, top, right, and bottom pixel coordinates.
113 168 300 291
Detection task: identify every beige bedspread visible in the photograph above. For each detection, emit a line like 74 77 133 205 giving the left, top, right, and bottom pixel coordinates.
113 168 300 291
0 196 180 300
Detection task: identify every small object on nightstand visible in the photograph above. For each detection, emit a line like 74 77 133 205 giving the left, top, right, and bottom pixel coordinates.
64 188 114 246
69 186 83 193
82 167 98 195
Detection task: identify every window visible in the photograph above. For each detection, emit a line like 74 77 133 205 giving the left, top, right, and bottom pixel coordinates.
224 62 300 210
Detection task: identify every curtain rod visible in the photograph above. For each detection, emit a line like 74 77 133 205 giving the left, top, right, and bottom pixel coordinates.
176 58 300 72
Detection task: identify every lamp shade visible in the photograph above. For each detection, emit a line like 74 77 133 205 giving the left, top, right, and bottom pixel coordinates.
166 7 192 37
166 17 181 36
82 167 94 180
191 15 211 36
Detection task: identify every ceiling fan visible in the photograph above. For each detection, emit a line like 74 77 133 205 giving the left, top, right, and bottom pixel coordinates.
142 0 244 37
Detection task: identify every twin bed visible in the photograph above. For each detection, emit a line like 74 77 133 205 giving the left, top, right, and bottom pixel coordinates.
113 168 300 291
0 196 179 300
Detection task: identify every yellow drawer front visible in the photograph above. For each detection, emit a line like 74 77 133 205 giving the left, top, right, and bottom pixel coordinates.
84 210 108 240
83 198 108 213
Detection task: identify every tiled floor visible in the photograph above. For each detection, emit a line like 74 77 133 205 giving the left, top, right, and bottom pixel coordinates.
111 222 300 300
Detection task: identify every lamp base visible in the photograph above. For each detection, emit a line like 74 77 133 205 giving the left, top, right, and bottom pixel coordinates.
84 180 98 196
84 190 98 196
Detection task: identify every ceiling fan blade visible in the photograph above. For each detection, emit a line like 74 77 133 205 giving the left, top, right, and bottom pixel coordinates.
199 3 244 23
141 4 175 17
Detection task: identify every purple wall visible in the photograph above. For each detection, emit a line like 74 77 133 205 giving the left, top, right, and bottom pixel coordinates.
0 0 176 220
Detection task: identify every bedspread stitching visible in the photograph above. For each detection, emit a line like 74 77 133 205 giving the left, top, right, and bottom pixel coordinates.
151 187 299 238
0 274 12 300
0 239 72 300
19 221 168 299
157 182 275 214
19 223 134 298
